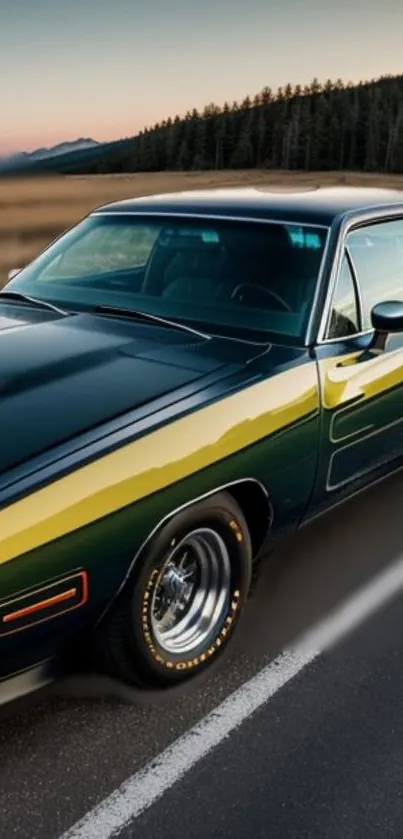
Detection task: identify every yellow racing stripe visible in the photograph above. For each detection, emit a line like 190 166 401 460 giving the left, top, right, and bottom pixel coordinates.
0 365 319 566
319 347 403 410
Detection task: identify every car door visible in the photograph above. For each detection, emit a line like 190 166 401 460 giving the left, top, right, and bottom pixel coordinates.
310 214 403 513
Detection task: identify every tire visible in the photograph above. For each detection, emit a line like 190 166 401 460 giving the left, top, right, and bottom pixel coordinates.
101 492 252 688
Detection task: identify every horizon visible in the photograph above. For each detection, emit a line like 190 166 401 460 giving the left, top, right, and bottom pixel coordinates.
2 0 403 155
2 69 402 159
1 68 398 160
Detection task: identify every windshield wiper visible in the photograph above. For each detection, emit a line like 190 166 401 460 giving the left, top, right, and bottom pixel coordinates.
94 304 211 340
0 291 67 316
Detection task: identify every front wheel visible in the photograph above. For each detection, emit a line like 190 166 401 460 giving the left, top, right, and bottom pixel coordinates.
101 492 252 688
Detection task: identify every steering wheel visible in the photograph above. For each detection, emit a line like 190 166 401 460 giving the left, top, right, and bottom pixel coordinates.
230 283 292 312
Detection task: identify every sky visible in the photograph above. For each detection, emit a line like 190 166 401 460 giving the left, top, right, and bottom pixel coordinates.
1 0 403 155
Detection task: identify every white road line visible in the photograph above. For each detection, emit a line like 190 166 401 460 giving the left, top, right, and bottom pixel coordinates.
60 551 403 839
298 552 403 654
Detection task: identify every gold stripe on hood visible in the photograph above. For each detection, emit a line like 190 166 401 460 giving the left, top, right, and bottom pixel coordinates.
0 364 319 566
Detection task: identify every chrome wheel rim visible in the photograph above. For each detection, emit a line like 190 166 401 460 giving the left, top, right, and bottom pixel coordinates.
150 528 232 656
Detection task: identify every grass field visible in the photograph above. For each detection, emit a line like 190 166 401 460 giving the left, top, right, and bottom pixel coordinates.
1 169 403 287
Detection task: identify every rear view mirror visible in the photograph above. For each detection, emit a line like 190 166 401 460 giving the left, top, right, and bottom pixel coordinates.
370 300 403 350
8 269 21 281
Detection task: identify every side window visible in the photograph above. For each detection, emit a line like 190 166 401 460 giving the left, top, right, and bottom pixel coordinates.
326 253 360 339
347 219 403 329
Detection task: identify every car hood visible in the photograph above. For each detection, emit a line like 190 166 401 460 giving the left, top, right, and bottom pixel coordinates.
0 305 270 474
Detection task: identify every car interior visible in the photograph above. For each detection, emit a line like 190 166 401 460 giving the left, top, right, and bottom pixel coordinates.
139 223 326 316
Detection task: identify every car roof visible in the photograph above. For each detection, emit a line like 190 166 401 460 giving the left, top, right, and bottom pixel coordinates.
94 186 403 227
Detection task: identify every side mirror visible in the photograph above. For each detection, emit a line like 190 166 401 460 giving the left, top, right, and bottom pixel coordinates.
370 300 403 350
7 269 21 281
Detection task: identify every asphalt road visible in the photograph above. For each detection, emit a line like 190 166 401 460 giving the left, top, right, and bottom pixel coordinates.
125 596 403 839
1 467 403 839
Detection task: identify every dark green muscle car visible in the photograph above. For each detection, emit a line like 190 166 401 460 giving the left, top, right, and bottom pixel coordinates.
1 185 403 704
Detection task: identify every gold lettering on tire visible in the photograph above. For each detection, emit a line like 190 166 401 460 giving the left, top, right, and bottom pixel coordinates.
141 553 241 671
229 519 244 542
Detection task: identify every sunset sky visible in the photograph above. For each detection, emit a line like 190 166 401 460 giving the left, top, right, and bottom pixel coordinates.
2 0 403 155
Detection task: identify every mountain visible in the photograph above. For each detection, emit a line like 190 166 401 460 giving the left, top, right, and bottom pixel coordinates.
0 138 100 173
0 137 136 176
27 138 99 161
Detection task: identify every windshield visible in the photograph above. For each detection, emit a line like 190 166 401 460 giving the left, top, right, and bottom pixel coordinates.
6 214 329 342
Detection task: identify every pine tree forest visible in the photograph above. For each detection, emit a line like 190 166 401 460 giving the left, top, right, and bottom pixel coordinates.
71 74 403 176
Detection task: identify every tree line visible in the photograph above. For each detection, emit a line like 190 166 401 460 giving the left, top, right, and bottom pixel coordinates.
67 74 403 175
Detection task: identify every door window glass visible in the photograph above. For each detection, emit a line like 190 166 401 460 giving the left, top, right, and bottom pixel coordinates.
326 252 360 339
347 219 403 329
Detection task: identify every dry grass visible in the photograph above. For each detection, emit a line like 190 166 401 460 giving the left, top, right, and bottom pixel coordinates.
1 169 403 286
